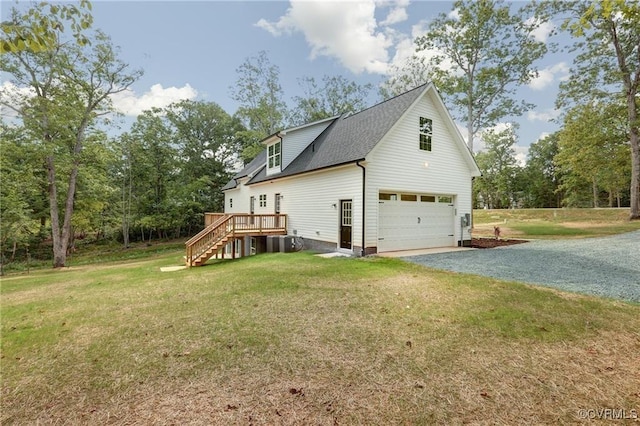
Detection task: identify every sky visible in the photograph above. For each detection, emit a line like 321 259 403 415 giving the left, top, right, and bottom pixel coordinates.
1 0 575 163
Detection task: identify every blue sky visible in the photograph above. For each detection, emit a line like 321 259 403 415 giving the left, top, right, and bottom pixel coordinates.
2 1 574 162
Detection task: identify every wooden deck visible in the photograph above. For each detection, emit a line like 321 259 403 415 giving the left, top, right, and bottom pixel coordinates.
185 213 287 267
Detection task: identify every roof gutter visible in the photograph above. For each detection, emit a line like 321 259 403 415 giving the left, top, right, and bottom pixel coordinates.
356 160 366 257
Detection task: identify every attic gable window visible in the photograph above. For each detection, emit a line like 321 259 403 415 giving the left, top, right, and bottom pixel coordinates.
419 117 432 151
268 141 281 170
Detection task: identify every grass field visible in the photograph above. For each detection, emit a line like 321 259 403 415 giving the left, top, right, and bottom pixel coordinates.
2 249 639 424
473 208 640 239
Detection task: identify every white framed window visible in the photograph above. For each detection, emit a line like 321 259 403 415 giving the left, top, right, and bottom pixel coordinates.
229 198 233 208
341 201 352 226
259 194 267 207
274 193 281 214
268 141 281 170
419 117 432 151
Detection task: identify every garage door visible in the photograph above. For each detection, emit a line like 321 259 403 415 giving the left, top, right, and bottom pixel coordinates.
378 194 455 252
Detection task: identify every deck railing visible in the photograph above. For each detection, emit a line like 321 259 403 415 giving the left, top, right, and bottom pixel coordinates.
204 213 226 227
185 213 287 266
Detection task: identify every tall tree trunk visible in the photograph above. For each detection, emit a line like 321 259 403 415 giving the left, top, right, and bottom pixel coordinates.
48 160 81 268
592 177 599 208
609 190 613 208
122 175 130 249
60 162 80 260
46 156 66 268
628 95 639 219
47 125 85 268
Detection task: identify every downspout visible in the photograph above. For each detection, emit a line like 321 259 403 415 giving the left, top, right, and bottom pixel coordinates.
356 161 366 257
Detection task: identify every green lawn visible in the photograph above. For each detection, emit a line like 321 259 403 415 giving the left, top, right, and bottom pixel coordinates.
2 251 639 424
473 208 640 239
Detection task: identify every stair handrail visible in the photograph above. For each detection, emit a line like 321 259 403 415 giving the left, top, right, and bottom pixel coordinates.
185 213 289 266
185 214 233 266
185 214 229 246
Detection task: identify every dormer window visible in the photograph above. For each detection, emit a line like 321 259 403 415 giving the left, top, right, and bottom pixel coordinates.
268 141 281 171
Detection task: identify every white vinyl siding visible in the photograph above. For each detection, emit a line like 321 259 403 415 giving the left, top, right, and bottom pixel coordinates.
366 90 474 247
225 165 361 250
281 120 334 170
223 86 475 253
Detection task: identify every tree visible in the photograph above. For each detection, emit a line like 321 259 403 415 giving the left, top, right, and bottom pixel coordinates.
230 51 287 162
0 124 42 266
117 101 245 242
473 125 521 209
114 133 134 248
0 3 142 267
126 109 177 242
166 100 245 231
1 1 92 53
379 55 433 100
521 133 563 208
554 0 640 219
555 102 630 208
415 0 548 151
290 75 372 126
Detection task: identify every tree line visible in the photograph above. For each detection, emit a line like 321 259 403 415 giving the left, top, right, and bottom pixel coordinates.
1 0 638 268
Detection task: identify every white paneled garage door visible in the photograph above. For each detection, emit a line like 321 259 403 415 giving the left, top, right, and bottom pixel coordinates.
378 193 455 252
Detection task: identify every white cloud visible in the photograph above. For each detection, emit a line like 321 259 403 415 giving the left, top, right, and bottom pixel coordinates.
0 81 198 119
388 19 427 66
256 0 395 74
513 145 528 167
110 83 198 116
0 81 36 118
379 0 409 26
525 18 555 43
448 8 460 20
528 62 569 91
527 109 561 122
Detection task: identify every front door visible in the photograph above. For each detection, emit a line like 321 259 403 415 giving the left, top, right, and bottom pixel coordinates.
340 199 352 250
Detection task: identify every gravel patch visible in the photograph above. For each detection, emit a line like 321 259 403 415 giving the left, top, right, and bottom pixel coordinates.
403 231 640 302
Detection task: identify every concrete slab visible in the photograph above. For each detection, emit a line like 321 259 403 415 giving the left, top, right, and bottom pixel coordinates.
315 252 352 258
376 246 475 258
160 266 187 272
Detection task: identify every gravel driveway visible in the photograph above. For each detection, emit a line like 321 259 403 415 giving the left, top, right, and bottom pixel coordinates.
403 231 640 302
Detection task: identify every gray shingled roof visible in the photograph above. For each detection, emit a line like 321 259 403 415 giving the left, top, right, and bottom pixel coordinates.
223 84 428 189
221 149 266 190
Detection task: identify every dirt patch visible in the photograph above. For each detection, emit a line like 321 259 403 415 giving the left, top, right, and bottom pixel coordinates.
472 238 529 249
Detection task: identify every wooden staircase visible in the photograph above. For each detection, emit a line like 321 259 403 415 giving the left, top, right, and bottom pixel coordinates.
185 214 287 267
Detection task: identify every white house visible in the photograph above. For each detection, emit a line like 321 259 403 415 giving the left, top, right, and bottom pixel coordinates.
217 83 481 258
